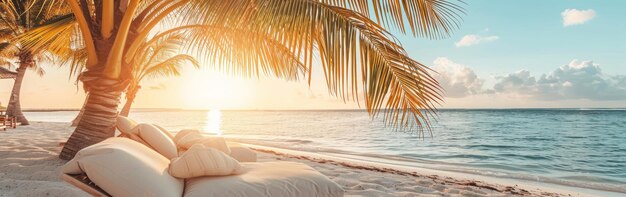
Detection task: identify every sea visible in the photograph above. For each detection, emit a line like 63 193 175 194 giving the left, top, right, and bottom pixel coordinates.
25 109 626 194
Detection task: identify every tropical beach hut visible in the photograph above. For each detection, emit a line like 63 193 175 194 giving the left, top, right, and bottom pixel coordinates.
0 66 17 79
0 104 16 129
0 105 5 131
0 67 18 128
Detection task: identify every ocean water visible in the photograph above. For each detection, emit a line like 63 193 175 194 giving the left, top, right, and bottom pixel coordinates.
25 109 626 193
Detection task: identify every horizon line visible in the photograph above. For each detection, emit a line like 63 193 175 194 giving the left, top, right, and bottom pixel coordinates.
21 107 626 112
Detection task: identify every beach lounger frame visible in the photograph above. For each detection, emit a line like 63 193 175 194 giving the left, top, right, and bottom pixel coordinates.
60 173 110 197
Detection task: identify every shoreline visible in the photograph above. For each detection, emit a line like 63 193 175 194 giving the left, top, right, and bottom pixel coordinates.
243 143 625 197
1 122 624 197
255 148 533 195
230 139 626 196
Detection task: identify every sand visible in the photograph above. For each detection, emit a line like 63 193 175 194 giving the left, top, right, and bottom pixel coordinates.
0 122 593 197
0 122 85 197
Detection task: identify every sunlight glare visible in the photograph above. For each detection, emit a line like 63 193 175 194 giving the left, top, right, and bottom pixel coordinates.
181 70 251 109
202 109 223 135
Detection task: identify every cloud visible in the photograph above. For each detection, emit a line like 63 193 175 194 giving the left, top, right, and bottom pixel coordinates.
149 83 167 90
493 60 626 100
431 57 485 98
562 9 596 26
430 59 626 101
455 34 499 47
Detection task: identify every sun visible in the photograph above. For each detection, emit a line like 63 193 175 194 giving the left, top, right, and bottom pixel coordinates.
185 75 227 100
180 70 251 110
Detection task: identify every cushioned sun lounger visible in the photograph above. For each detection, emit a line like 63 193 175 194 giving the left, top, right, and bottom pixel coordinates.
60 137 343 197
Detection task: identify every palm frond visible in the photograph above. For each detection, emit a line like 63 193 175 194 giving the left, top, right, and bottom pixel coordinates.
0 41 18 58
16 13 84 77
170 0 445 131
319 0 465 38
17 21 73 54
180 25 307 80
0 28 15 40
175 0 463 38
1 0 75 77
142 54 198 80
16 0 461 132
136 34 187 75
129 24 307 81
28 61 45 76
0 56 15 68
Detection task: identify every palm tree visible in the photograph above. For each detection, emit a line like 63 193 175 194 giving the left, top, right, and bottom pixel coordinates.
121 34 199 116
0 0 68 125
70 33 199 124
20 0 464 160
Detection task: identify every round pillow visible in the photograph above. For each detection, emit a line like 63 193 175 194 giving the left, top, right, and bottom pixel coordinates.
116 116 138 135
169 144 241 178
132 123 178 159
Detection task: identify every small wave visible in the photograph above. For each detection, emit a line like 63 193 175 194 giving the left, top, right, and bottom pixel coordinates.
496 153 552 161
558 176 626 184
284 139 314 144
522 137 555 141
464 144 524 149
564 135 586 139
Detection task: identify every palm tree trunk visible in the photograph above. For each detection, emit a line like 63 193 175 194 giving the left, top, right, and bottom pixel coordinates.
71 94 89 127
120 85 139 116
59 78 123 160
6 54 31 125
59 9 140 159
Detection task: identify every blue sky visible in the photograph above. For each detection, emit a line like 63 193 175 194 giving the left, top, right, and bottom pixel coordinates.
390 1 626 108
402 1 626 76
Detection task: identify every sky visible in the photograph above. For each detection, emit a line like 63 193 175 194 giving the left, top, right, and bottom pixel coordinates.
1 1 626 110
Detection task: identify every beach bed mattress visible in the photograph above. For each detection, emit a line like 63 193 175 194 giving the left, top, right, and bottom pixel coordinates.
183 161 344 197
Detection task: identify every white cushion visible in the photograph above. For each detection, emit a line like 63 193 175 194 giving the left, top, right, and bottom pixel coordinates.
183 161 344 197
127 132 153 149
178 134 231 155
62 137 184 197
132 123 178 159
169 144 241 179
227 142 257 162
116 116 137 135
153 124 175 140
173 129 201 145
176 131 204 147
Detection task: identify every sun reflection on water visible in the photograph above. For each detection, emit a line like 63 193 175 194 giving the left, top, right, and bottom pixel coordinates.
202 109 222 135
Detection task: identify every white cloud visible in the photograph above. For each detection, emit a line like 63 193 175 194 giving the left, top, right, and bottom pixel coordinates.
492 70 537 96
493 60 626 100
431 57 484 98
562 9 596 26
455 34 499 47
430 59 626 101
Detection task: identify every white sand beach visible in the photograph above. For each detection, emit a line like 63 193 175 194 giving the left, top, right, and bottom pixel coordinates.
0 122 603 197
